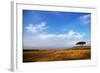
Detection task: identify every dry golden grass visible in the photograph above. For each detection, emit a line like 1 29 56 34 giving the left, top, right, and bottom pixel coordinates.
23 47 91 62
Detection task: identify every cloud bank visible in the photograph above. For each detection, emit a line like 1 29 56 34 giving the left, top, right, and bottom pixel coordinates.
24 23 86 49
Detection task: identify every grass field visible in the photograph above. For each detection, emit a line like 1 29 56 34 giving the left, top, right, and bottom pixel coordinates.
23 46 91 62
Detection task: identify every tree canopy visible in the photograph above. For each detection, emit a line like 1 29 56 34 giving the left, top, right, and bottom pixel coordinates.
76 41 86 46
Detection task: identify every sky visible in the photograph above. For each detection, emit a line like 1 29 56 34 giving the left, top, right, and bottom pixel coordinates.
23 10 91 49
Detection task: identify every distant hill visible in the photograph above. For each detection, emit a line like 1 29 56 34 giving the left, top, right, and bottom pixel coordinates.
64 46 91 50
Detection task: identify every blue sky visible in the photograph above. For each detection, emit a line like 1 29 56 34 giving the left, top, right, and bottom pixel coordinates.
23 10 91 49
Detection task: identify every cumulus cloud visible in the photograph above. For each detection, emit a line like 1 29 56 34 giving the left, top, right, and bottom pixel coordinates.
23 30 85 49
25 22 47 33
79 14 91 25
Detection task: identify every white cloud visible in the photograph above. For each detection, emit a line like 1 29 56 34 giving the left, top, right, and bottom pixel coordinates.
80 14 90 19
23 30 85 49
79 14 91 25
25 22 47 33
67 30 85 39
38 30 85 40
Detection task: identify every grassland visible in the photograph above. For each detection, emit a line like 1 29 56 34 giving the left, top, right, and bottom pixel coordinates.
23 46 91 62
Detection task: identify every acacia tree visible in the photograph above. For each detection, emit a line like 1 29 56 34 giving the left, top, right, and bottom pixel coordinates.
76 41 86 46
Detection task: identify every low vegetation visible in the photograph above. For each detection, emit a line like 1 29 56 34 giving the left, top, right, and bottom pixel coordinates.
23 46 91 62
